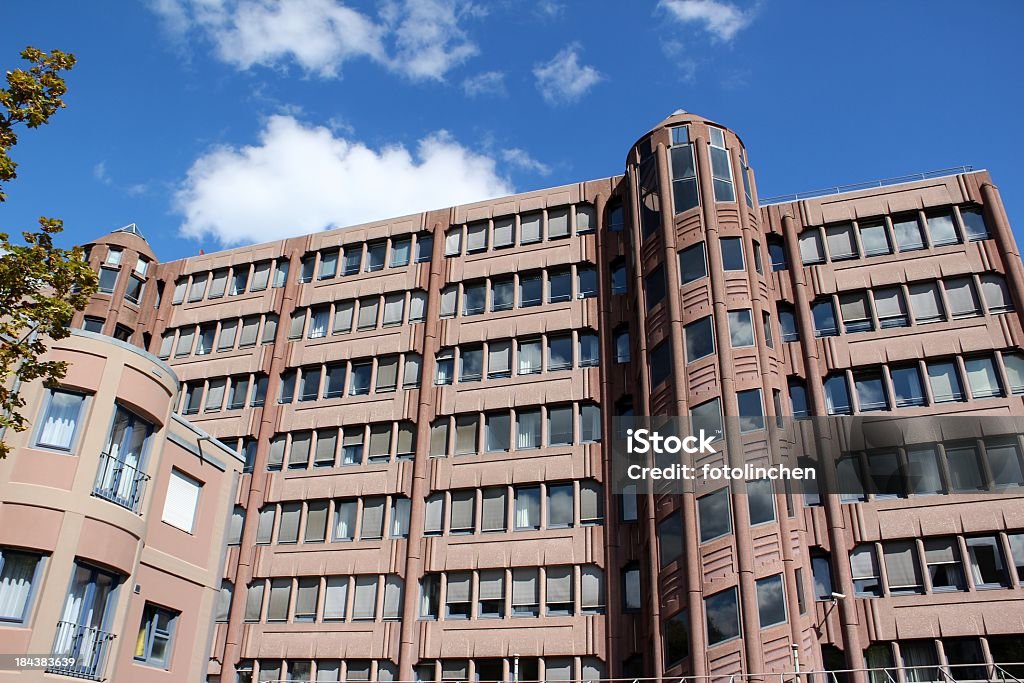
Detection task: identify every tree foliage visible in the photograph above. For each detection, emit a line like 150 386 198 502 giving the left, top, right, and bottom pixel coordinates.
0 47 96 459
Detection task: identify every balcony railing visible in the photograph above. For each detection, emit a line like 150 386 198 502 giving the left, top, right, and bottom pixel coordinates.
92 451 150 514
47 621 116 681
760 165 976 206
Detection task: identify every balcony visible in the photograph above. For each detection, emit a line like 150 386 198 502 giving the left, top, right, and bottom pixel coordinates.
47 621 116 681
92 451 150 513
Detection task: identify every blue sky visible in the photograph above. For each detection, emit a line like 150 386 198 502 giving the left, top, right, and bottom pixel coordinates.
3 1 1023 263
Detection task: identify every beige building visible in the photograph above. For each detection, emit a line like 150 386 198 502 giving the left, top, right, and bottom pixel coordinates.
0 329 244 681
4 109 1023 683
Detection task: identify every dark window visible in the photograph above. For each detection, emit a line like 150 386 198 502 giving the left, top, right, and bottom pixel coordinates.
768 236 787 271
649 341 672 388
755 575 786 628
645 265 666 310
720 237 745 271
698 489 731 542
704 588 740 645
684 316 714 362
678 242 707 285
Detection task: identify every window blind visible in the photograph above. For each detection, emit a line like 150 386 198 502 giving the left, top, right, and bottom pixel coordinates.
161 469 201 533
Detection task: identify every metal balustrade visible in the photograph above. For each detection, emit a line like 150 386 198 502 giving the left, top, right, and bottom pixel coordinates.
47 621 117 681
92 451 150 513
760 166 976 205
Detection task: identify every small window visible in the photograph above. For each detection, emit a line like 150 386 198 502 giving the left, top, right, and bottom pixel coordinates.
850 544 881 597
684 316 715 363
319 250 339 279
720 237 745 271
890 365 926 407
459 347 483 383
415 233 433 262
824 374 851 415
485 412 511 452
578 332 599 367
1003 352 1024 394
161 469 202 533
517 339 542 375
858 219 892 256
514 486 541 530
778 305 798 342
981 274 1012 313
444 228 462 257
926 209 960 246
614 328 631 364
854 371 888 412
737 388 765 432
755 575 786 628
512 567 540 616
747 479 776 525
134 603 178 668
349 362 372 395
365 242 386 271
548 269 572 303
704 588 740 645
892 214 925 251
698 488 731 542
478 570 505 618
649 341 672 387
342 247 362 275
959 206 989 241
788 380 809 418
799 229 826 265
767 236 787 271
491 278 514 312
965 356 1003 399
839 292 873 333
728 309 754 347
927 360 964 403
82 316 104 333
516 409 541 450
390 237 411 267
883 541 923 595
812 299 838 337
924 538 966 591
545 566 574 615
908 282 945 323
691 399 723 442
463 282 486 315
98 267 119 294
966 536 1009 588
873 287 908 328
519 273 542 308
658 514 683 566
944 277 982 319
825 223 858 260
577 265 598 298
679 242 708 285
547 335 572 371
548 405 573 446
548 208 570 239
645 265 666 309
811 553 833 601
298 255 315 283
579 403 601 443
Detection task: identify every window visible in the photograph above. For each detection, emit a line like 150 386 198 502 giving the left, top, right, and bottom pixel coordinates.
678 242 707 285
390 238 411 267
767 236 786 271
684 316 714 363
946 445 984 492
927 360 964 403
883 541 923 594
658 513 683 566
890 365 926 407
518 339 542 375
964 356 1002 399
945 278 981 319
708 128 735 202
334 500 357 540
485 412 510 452
859 219 891 256
35 389 85 451
460 348 483 385
698 489 731 542
512 568 540 616
891 214 925 251
357 297 379 330
755 575 786 628
981 274 1012 313
645 265 666 309
491 278 514 312
704 588 740 645
315 430 337 467
580 404 601 443
812 299 838 337
874 287 908 328
623 564 642 613
299 255 315 283
323 363 346 399
737 388 764 432
463 282 486 315
840 292 873 333
319 250 339 280
548 406 573 445
261 314 278 344
409 291 427 323
444 228 462 256
435 350 454 385
987 438 1024 487
614 327 631 363
747 479 776 525
691 398 723 441
669 134 699 214
514 486 540 530
349 362 372 395
546 269 571 304
547 484 573 528
824 374 851 415
342 247 362 275
578 332 599 367
728 309 754 347
811 552 833 600
98 266 119 294
365 242 386 271
516 409 541 449
239 316 260 348
135 603 178 668
162 469 201 533
548 207 570 240
360 497 385 539
112 324 132 342
577 265 597 298
481 488 506 532
429 421 448 458
0 549 43 623
125 274 145 304
376 356 399 392
924 538 965 591
205 378 225 412
788 380 809 418
826 223 858 260
255 506 275 544
850 545 881 597
478 570 504 618
926 209 959 246
82 316 104 333
610 259 627 295
215 580 233 622
966 536 1009 588
299 367 321 402
778 305 798 342
854 371 888 412
416 233 433 262
277 503 301 544
403 354 422 389
1007 533 1024 582
1004 352 1024 394
519 273 542 307
545 566 573 615
455 414 478 454
547 335 572 371
799 229 825 265
308 306 330 338
720 237 745 271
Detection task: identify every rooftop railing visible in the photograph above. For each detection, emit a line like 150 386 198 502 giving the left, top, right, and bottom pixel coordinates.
759 165 977 205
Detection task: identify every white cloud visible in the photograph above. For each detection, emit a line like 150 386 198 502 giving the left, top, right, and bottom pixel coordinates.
152 0 478 80
660 0 753 41
462 70 506 97
533 44 603 105
175 115 515 246
93 162 111 185
535 1 564 19
501 148 551 176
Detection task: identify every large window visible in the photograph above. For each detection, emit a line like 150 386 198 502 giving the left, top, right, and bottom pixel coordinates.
0 549 43 624
755 575 786 628
698 489 731 542
684 316 714 363
708 128 735 203
670 128 699 214
728 310 754 347
704 588 740 645
678 242 707 285
35 389 86 451
720 237 744 271
134 603 178 668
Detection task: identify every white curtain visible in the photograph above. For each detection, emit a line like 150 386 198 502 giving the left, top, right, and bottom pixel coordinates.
517 411 540 449
0 552 36 620
334 502 356 540
38 391 82 449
